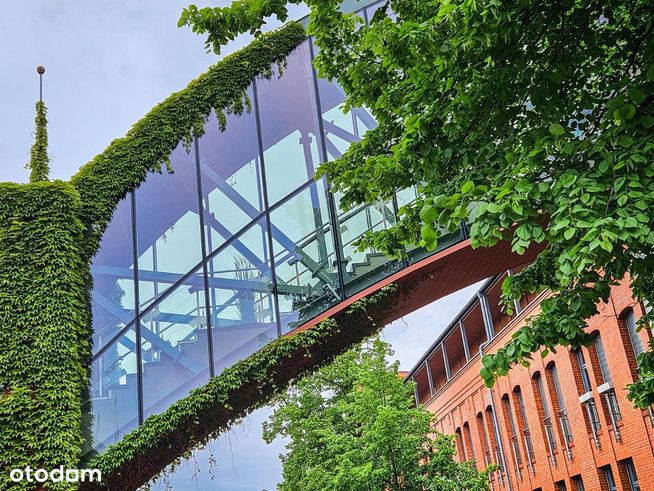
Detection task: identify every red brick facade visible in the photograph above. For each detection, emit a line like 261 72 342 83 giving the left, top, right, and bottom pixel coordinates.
409 271 654 491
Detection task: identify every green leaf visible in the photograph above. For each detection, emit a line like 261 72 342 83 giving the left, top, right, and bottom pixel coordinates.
549 123 565 136
647 64 654 81
461 180 475 194
629 86 646 105
564 228 576 240
419 204 437 223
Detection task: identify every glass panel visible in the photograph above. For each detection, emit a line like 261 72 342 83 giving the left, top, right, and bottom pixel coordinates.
462 303 487 355
396 186 418 209
90 196 135 353
207 218 278 375
198 90 265 255
136 142 202 310
335 196 401 295
85 327 138 457
270 182 341 332
443 327 467 377
316 69 377 162
140 265 210 418
594 334 612 384
257 39 323 205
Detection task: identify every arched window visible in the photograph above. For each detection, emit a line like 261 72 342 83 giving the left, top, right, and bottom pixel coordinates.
545 362 573 449
512 386 535 470
454 427 465 462
462 422 475 462
569 348 601 447
590 332 622 439
532 372 557 465
476 412 491 465
501 394 523 471
618 308 651 380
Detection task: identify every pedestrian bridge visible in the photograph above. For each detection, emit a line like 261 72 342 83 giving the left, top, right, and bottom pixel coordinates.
84 1 538 486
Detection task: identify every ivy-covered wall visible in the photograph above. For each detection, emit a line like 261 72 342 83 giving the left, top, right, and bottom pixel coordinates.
0 182 89 491
0 22 305 490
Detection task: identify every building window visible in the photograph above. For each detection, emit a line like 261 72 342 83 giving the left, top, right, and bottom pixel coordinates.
513 387 535 474
593 334 622 441
622 459 641 491
572 475 585 491
546 363 573 451
476 412 491 466
463 422 475 462
573 348 593 393
455 427 465 462
571 348 601 447
502 394 523 479
533 372 557 466
601 465 618 491
625 309 645 358
555 480 568 491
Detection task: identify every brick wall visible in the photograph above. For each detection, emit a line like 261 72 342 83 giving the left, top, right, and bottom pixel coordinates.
419 278 654 491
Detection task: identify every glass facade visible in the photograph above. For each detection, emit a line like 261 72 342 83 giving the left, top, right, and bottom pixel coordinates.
85 7 465 456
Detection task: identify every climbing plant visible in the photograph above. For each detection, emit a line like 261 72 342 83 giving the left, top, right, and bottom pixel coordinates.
180 0 654 407
0 22 305 490
27 101 50 182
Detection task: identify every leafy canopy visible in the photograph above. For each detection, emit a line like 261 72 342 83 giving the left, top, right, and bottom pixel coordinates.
263 338 490 491
181 0 654 407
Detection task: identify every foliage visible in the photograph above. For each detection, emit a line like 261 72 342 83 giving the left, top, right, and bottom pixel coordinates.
264 338 490 491
81 286 400 491
181 0 654 406
0 182 89 491
27 101 50 182
0 22 305 490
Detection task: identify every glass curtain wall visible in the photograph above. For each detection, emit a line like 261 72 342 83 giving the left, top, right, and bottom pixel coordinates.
85 1 464 457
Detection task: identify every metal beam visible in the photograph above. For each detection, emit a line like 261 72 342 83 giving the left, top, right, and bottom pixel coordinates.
92 291 202 374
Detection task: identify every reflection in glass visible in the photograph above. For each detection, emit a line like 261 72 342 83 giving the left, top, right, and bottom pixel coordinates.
270 181 340 332
141 266 210 418
207 218 278 375
87 327 139 455
198 92 265 255
257 39 323 204
136 142 202 310
90 196 135 353
316 67 377 161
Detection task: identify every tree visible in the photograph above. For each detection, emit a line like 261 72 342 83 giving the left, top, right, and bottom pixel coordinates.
263 338 490 491
180 0 654 407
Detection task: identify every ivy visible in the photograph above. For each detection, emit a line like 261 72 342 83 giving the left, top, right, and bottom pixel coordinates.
0 182 88 491
0 22 306 490
27 101 50 183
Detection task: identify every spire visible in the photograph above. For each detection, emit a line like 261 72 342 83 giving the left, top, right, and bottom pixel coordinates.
27 66 50 182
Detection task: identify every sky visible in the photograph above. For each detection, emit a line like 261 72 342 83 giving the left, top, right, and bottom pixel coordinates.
0 1 308 183
2 3 488 489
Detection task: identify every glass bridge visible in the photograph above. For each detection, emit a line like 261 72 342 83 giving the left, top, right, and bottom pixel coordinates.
85 0 465 459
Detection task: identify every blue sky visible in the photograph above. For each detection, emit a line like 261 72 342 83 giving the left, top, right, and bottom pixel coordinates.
2 3 485 489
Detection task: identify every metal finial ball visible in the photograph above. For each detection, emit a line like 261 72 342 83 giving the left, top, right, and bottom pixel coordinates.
37 66 45 75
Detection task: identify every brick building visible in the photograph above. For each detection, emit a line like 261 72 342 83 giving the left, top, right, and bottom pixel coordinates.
407 266 654 491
